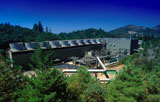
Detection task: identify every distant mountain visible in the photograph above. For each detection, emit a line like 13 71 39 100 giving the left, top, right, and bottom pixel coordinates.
108 25 160 38
153 25 160 31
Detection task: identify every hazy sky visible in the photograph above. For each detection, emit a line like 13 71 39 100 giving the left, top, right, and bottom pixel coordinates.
0 0 160 33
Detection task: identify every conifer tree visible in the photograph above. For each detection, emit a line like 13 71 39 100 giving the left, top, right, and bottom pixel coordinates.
66 67 97 101
29 48 54 72
16 68 67 102
33 23 38 31
0 55 24 101
38 21 44 32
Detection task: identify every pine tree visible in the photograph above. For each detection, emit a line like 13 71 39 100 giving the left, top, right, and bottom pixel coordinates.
16 68 67 102
38 21 44 32
81 83 107 102
107 63 147 102
33 23 38 31
66 67 97 101
0 55 25 101
29 48 54 72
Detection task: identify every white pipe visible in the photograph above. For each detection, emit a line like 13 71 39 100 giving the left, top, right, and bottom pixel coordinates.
62 56 107 73
98 78 111 81
96 56 107 70
62 69 106 73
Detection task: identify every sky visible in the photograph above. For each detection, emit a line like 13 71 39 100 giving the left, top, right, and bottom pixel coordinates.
0 0 160 33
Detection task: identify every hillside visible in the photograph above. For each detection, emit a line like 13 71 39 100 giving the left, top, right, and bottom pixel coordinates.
153 25 160 31
59 28 110 39
0 23 59 49
108 25 160 38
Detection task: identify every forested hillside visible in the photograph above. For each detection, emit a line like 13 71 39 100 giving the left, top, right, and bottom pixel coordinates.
0 23 58 49
108 25 160 38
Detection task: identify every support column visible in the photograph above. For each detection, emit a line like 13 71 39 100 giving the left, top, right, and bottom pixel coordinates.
8 50 13 68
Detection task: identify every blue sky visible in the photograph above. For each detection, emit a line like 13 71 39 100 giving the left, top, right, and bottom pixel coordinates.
0 0 160 33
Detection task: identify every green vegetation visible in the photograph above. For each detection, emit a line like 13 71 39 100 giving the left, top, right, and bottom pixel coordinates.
66 66 107 102
0 55 25 102
29 48 55 72
0 23 58 49
0 47 108 102
16 68 67 102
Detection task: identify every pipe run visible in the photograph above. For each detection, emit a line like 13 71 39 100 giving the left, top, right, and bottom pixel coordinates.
62 56 107 73
96 56 107 70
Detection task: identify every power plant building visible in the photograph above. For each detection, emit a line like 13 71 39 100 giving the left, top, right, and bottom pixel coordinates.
8 38 138 69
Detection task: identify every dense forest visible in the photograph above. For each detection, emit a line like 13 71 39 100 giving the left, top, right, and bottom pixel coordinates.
0 22 58 49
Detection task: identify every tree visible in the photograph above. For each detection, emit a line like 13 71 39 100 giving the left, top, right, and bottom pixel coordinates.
107 63 147 102
33 23 38 31
29 48 54 72
0 55 25 101
81 83 107 102
16 68 67 102
66 66 108 102
38 21 44 32
66 67 98 101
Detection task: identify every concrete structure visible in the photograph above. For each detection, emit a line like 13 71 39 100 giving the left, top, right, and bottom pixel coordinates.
25 42 39 50
8 39 103 70
49 41 61 48
104 38 138 55
9 42 26 52
68 40 78 46
39 41 51 49
8 38 138 70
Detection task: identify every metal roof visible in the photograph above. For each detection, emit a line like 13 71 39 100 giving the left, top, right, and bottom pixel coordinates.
9 42 26 52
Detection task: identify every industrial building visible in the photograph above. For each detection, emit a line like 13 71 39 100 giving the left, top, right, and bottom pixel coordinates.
8 38 138 70
104 38 138 55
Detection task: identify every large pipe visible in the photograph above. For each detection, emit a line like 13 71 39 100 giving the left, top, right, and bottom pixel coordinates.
98 78 111 81
96 56 106 70
62 69 106 73
62 56 107 73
